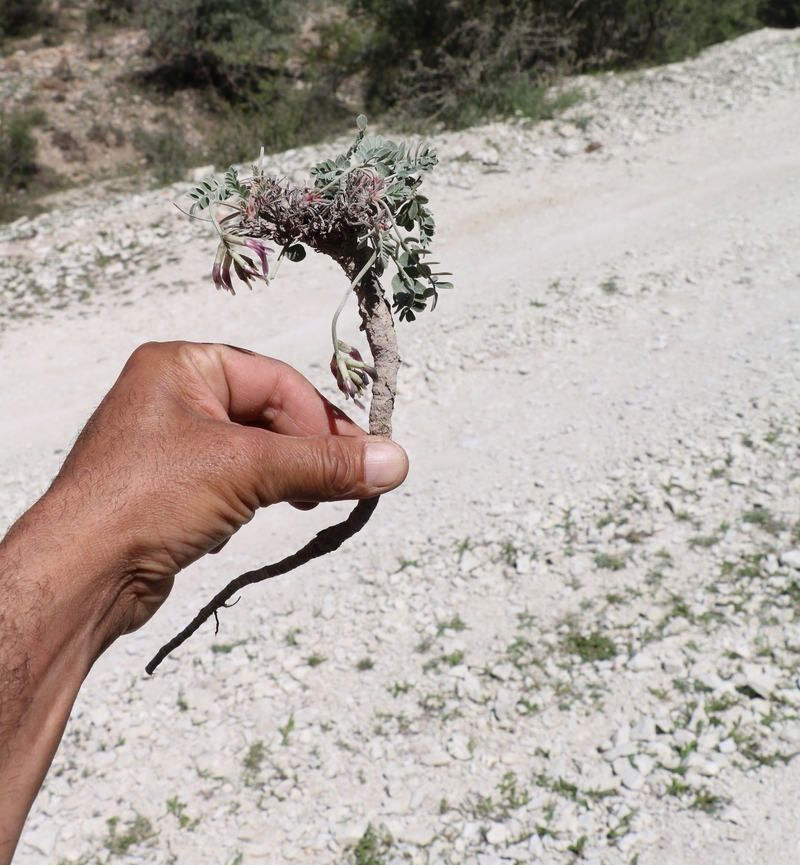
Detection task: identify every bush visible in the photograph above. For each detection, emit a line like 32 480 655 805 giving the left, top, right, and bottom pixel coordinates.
140 0 306 92
133 123 190 184
0 111 41 197
758 0 800 26
0 0 47 42
564 0 762 67
349 0 575 127
347 0 773 125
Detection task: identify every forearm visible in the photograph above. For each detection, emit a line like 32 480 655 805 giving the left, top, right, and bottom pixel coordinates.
0 494 131 865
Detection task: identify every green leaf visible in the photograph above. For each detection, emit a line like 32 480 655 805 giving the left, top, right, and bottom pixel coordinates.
356 114 368 132
284 244 306 262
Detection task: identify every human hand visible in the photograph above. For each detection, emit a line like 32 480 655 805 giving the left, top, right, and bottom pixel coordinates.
45 340 408 638
0 340 408 861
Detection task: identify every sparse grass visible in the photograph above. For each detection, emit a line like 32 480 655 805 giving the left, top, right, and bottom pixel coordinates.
568 834 588 855
104 814 157 856
398 556 420 570
285 629 301 647
166 795 199 829
305 652 326 667
390 682 411 697
211 639 246 654
351 823 390 865
415 637 433 653
665 779 691 797
278 715 294 746
689 533 722 549
691 789 729 814
437 615 467 634
705 693 740 713
600 277 619 295
356 657 375 671
564 631 616 663
584 787 617 802
742 507 786 536
243 741 267 784
594 554 626 571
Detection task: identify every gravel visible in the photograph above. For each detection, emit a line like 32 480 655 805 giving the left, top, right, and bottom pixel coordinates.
3 24 800 865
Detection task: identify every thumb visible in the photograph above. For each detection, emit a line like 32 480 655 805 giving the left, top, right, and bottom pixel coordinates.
243 432 409 505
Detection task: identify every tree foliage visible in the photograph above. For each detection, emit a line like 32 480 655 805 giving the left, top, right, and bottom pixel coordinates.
0 0 47 42
347 0 782 125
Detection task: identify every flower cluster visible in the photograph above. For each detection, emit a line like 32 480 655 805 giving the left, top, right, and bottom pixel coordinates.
330 341 377 409
211 237 273 294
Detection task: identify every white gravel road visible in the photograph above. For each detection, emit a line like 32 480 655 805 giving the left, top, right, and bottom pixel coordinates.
2 26 800 865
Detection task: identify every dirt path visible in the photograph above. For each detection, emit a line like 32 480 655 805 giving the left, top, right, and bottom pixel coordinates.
4 27 800 865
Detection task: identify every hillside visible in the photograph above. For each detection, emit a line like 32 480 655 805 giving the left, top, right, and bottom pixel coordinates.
2 24 800 865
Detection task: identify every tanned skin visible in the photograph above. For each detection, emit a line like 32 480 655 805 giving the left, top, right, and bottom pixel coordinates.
0 341 408 864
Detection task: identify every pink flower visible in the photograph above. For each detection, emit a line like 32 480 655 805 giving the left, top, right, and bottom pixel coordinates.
329 342 377 409
243 238 273 281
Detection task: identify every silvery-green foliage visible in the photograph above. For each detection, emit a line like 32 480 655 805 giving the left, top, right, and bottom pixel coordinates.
186 115 452 323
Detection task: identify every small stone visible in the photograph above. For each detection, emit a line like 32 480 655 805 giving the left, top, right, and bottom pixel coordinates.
611 758 644 791
613 724 631 747
718 738 737 754
627 653 656 672
397 824 435 846
603 742 637 762
697 732 720 753
457 675 483 703
673 728 695 746
663 617 690 636
90 705 110 727
720 805 744 824
474 149 499 166
633 754 655 776
682 753 719 776
631 717 656 741
447 734 472 761
421 750 451 766
486 822 507 845
745 673 777 700
780 550 800 570
333 820 370 847
24 826 59 856
459 550 480 573
490 663 513 681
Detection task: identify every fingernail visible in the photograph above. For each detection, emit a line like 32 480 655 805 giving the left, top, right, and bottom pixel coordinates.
365 441 407 489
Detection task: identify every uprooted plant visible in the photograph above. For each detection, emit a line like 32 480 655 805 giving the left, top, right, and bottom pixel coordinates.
146 115 451 674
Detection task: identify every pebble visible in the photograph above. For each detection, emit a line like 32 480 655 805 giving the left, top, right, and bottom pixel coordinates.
611 758 645 791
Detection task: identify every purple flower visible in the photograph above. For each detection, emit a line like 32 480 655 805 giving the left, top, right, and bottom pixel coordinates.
243 238 273 281
211 245 235 294
329 341 377 409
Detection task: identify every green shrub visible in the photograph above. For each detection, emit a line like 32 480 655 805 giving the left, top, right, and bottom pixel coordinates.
133 123 191 184
0 111 42 197
0 0 47 41
349 0 575 127
347 0 772 125
758 0 800 26
139 0 306 92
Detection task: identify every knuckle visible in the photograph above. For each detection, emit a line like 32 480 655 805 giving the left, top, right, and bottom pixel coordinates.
319 436 360 498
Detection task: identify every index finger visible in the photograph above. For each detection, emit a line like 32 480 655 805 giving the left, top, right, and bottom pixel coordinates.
184 342 368 438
